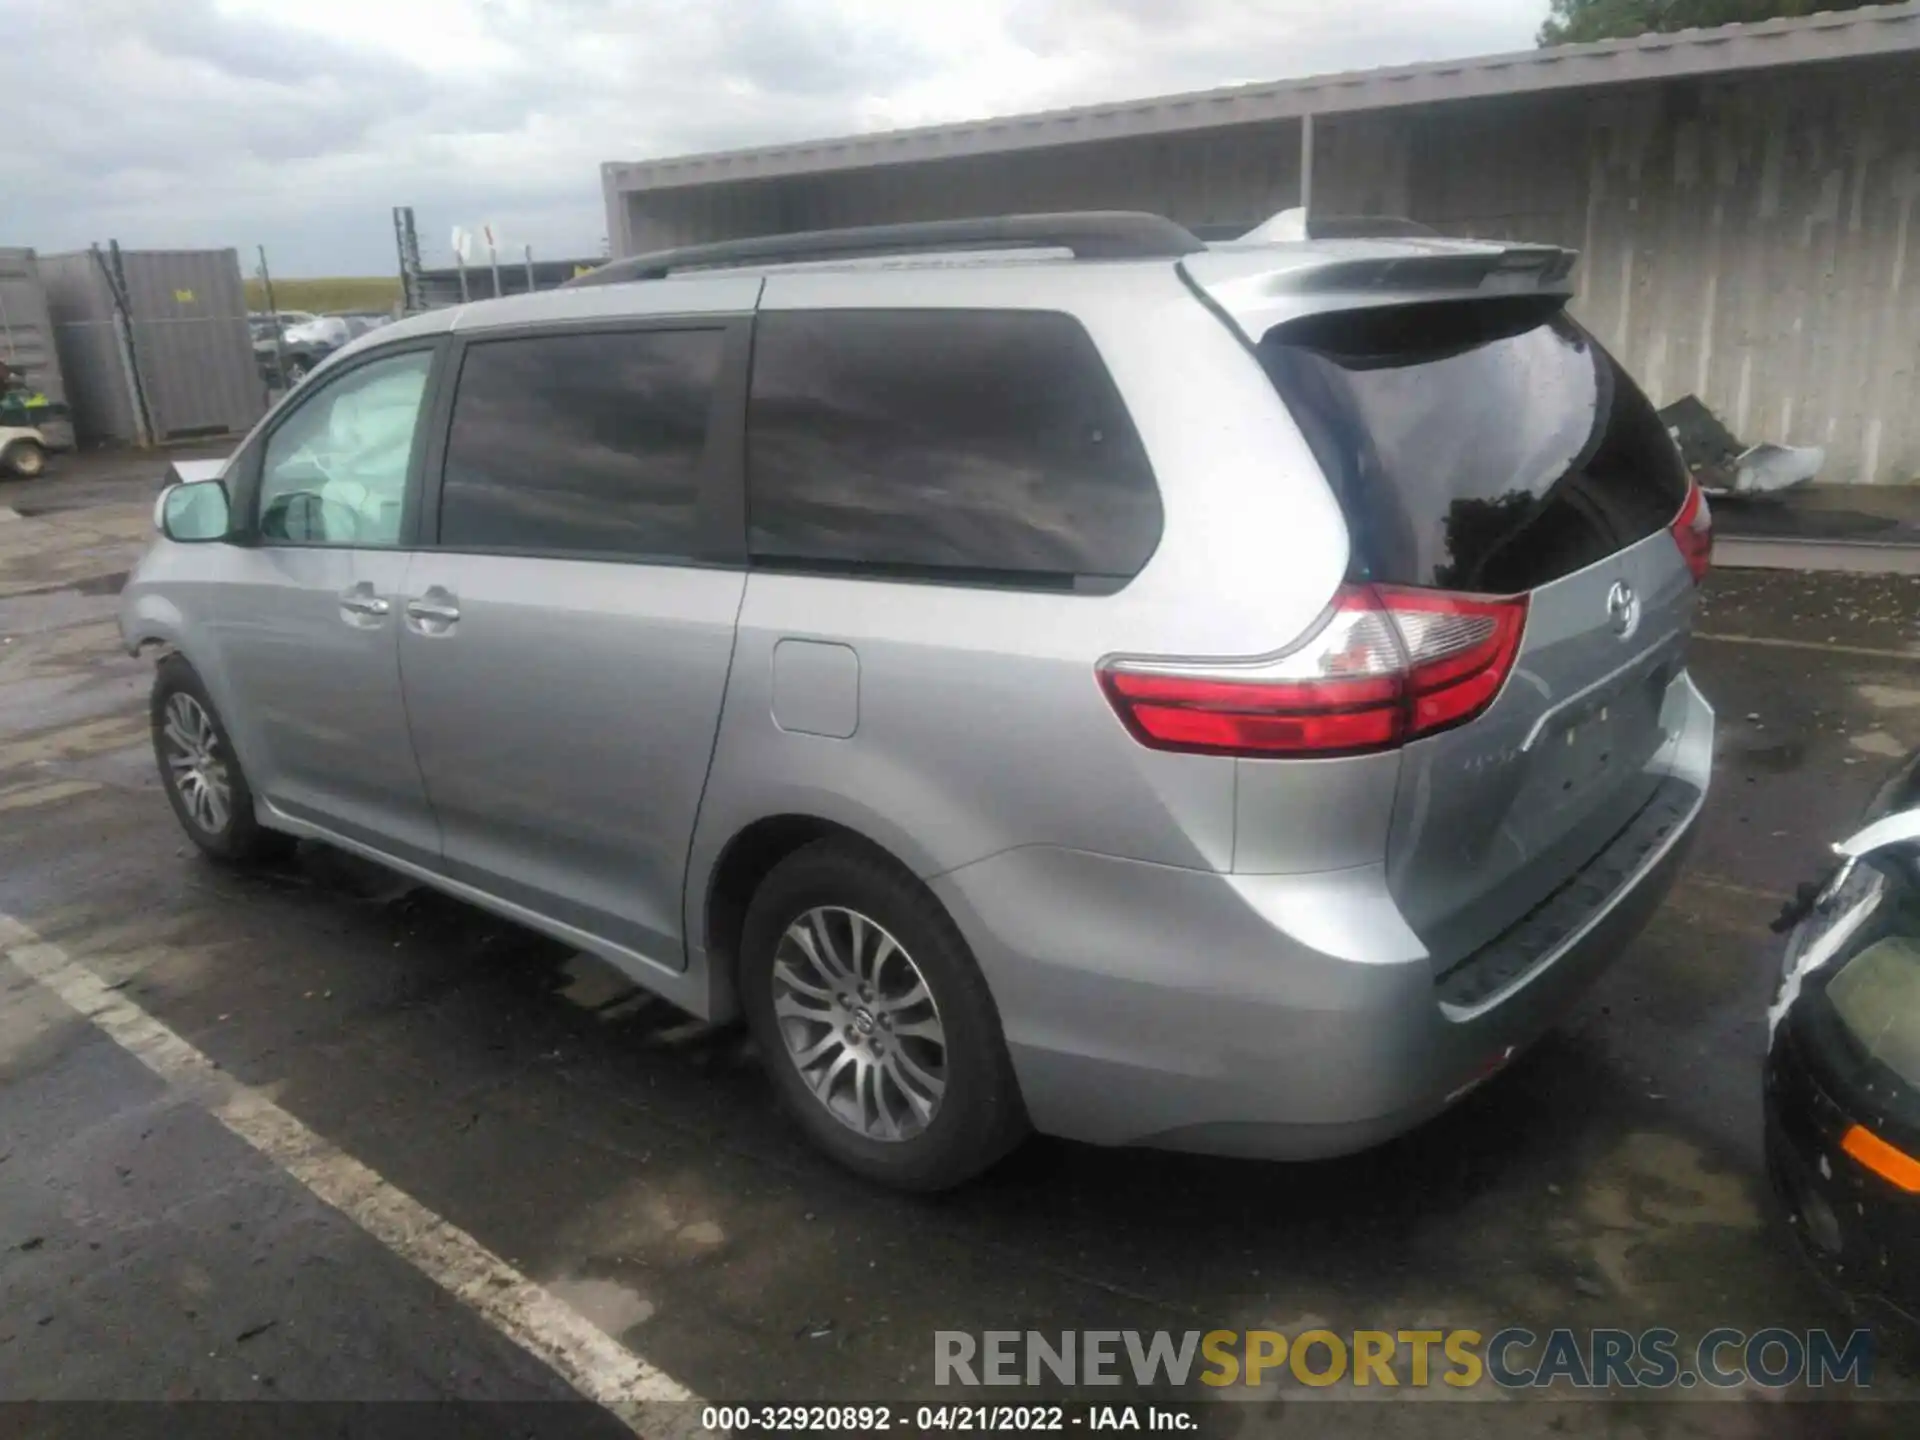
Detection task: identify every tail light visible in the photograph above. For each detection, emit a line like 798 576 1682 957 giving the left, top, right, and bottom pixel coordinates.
1670 482 1713 583
1098 585 1528 760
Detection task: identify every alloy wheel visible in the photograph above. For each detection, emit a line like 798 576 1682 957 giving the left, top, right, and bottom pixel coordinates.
162 692 232 835
769 906 948 1142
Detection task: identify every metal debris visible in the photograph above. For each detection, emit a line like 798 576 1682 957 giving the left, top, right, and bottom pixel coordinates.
1660 393 1826 498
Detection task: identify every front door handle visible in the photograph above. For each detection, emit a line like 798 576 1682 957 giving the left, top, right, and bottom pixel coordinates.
405 587 461 634
339 583 390 624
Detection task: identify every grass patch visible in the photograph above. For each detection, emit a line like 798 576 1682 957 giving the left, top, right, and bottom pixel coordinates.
244 276 401 314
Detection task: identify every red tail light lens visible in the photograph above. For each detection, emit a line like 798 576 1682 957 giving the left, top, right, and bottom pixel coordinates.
1387 587 1531 735
1670 482 1713 583
1099 584 1528 759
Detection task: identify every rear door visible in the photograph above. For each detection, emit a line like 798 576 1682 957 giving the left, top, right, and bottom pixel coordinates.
398 302 753 970
1252 298 1697 968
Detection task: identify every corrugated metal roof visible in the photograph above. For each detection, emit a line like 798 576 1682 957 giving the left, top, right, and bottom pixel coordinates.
607 2 1920 194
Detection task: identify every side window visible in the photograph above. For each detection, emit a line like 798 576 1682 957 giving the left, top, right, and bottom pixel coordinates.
258 349 433 547
746 310 1163 586
438 329 723 560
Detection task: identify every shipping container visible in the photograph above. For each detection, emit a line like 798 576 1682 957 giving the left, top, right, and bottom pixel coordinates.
39 248 264 446
0 247 75 451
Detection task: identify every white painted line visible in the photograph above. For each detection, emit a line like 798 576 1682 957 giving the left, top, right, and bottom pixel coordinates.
1713 536 1920 576
0 913 704 1437
1694 630 1920 663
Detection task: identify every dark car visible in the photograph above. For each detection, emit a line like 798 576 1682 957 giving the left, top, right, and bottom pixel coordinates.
1767 753 1920 1343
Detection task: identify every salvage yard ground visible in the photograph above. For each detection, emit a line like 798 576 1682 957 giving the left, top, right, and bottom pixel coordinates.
2 452 1919 1436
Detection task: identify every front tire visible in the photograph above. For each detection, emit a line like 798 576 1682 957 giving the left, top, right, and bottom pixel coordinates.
739 840 1027 1191
151 656 293 864
3 440 45 478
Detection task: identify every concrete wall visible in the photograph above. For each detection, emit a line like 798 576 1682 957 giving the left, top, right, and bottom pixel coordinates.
1316 61 1919 485
614 52 1920 483
1576 59 1919 487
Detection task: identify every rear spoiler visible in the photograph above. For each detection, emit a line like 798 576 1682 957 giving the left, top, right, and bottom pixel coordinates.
1181 241 1578 347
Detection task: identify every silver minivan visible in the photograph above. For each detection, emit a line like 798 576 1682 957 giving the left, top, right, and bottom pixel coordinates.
122 213 1715 1190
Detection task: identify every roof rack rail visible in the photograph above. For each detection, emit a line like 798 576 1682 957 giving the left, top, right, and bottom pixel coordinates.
562 211 1205 288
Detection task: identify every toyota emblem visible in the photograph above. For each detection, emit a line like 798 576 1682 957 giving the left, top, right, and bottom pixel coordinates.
1606 580 1639 637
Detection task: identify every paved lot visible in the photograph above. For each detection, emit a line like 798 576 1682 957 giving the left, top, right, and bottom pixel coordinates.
4 452 1920 1436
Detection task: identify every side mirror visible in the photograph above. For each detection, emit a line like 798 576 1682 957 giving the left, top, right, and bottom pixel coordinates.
156 479 232 542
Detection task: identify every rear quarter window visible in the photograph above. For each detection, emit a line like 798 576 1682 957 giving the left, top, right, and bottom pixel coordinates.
1260 306 1687 594
746 309 1163 590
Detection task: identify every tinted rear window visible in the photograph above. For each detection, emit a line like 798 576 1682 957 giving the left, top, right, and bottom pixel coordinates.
1260 306 1687 593
439 329 722 560
747 310 1162 589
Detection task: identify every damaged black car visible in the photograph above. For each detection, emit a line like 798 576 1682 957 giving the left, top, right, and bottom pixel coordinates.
1768 753 1920 1345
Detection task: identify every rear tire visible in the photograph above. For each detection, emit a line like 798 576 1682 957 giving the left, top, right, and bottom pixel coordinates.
739 839 1027 1191
3 440 45 478
151 655 294 865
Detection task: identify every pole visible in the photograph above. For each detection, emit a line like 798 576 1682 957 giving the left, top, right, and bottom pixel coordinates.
257 245 289 394
392 206 424 314
109 240 156 444
455 251 470 303
523 244 535 296
94 241 152 448
486 228 502 301
1299 112 1316 222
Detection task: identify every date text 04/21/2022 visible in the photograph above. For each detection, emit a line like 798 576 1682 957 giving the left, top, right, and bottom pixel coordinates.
699 1405 1195 1432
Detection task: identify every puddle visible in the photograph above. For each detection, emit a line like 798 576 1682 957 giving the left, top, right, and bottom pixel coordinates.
1565 1131 1763 1299
556 953 644 1013
7 499 99 519
1859 684 1920 711
1733 739 1806 773
547 1275 656 1334
1849 730 1908 758
675 1220 724 1250
294 845 421 903
1 570 129 601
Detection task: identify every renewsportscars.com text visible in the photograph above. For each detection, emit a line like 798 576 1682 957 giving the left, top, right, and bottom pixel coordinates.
935 1327 1875 1392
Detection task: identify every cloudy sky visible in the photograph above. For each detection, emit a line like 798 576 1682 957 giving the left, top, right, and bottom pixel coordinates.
4 0 1549 277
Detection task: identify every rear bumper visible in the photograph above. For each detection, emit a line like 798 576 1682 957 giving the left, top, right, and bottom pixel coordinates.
933 672 1713 1159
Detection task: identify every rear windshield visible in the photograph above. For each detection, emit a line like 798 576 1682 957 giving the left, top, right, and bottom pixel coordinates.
1260 304 1687 593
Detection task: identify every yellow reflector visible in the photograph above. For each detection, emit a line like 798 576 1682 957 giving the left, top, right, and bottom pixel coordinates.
1842 1125 1920 1194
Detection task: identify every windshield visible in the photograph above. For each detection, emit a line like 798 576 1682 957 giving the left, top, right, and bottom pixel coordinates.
1827 934 1920 1089
1781 832 1920 1107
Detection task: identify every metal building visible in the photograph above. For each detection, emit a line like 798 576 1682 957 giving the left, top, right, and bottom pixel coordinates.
412 256 604 311
39 248 264 447
605 2 1920 485
0 249 74 453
